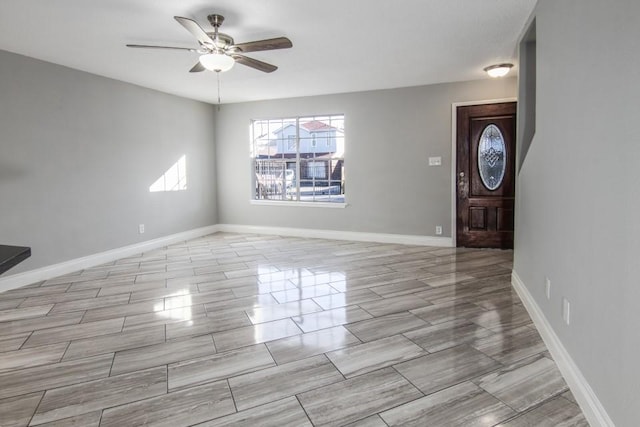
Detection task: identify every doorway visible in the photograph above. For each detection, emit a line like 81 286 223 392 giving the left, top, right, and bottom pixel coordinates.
455 102 517 249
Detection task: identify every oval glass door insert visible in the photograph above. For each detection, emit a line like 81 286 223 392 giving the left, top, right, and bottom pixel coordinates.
478 124 506 190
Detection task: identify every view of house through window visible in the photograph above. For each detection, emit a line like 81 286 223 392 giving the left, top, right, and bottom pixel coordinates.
251 114 345 203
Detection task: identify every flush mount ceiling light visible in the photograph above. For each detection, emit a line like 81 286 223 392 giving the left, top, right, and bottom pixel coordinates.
484 63 513 78
199 52 235 72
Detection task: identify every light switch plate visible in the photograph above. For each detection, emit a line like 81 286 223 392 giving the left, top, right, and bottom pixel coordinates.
545 277 551 300
562 297 570 325
428 156 442 166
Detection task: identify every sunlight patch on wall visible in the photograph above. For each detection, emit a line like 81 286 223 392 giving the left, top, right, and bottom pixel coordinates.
149 155 187 192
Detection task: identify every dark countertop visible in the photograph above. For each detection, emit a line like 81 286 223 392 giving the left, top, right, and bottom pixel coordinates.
0 245 31 275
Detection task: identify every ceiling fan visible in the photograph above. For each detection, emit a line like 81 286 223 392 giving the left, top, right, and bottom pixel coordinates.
127 14 292 73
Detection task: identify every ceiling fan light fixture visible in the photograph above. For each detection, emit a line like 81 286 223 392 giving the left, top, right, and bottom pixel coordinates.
199 53 235 72
484 63 513 78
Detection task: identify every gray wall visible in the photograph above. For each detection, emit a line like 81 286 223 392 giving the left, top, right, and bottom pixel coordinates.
216 79 516 236
516 19 536 170
0 50 218 274
513 1 640 425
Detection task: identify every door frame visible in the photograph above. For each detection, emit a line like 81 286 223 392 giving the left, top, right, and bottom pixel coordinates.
450 97 517 247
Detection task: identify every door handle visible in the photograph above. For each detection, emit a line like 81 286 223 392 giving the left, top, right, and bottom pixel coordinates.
458 172 465 186
457 172 467 197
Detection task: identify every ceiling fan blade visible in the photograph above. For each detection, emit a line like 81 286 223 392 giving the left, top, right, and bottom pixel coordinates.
174 16 215 47
189 62 206 73
126 44 198 52
232 54 278 73
233 37 292 53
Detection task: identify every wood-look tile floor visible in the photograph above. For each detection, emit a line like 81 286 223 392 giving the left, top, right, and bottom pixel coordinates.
0 233 589 426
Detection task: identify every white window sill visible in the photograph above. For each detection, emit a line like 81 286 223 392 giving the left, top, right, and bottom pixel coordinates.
250 200 348 209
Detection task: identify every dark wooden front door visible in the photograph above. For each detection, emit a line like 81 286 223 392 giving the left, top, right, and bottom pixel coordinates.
456 102 516 249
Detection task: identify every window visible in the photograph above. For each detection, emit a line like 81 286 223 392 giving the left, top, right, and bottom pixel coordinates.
478 124 506 190
287 135 296 151
307 161 326 179
251 114 345 204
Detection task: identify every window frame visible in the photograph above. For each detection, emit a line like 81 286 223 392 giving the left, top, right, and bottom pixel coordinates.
250 114 346 208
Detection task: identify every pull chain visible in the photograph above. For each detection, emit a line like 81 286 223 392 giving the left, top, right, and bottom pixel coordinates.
216 71 221 111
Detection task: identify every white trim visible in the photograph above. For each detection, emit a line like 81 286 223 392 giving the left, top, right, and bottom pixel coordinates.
450 98 518 246
249 200 347 209
217 224 453 247
0 225 220 293
511 271 615 427
1 223 452 293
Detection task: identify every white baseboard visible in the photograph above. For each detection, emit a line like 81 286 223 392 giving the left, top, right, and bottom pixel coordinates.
216 224 453 247
511 271 614 427
0 225 220 293
0 224 450 294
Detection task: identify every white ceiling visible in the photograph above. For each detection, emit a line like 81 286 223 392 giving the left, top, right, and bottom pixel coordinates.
0 1 536 105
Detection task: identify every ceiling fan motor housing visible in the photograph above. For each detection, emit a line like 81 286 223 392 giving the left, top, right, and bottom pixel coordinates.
206 33 234 50
207 14 224 28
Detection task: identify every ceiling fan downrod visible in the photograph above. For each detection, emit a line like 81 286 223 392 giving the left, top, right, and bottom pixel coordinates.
207 14 224 52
